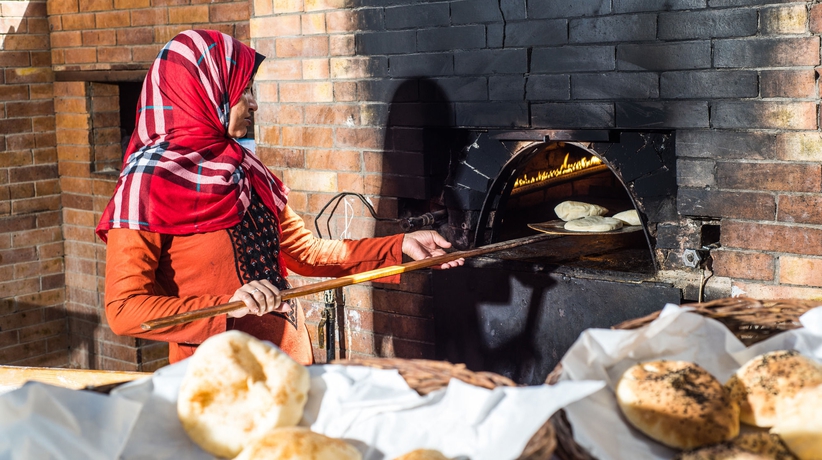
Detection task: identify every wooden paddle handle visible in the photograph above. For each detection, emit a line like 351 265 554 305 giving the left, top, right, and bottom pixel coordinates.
140 232 556 331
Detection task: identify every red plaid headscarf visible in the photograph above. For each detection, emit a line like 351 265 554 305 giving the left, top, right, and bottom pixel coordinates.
96 30 287 242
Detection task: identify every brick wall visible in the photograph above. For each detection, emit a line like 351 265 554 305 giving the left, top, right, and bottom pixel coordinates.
49 0 253 370
0 0 69 367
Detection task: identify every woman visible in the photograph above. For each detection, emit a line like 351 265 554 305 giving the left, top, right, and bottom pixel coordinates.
97 30 461 365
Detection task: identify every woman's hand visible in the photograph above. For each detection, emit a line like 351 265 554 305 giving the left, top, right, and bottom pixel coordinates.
227 280 289 318
402 230 464 269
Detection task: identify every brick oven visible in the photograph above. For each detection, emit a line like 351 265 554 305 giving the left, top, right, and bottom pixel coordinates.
2 0 822 376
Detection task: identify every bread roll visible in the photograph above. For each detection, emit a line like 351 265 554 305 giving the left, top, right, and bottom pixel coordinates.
177 331 310 458
771 384 822 460
563 216 623 232
554 201 608 221
612 209 641 226
394 449 450 460
726 350 822 427
234 427 361 460
674 433 796 460
616 360 739 450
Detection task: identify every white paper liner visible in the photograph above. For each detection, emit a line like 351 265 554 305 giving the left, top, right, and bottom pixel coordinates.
558 304 822 459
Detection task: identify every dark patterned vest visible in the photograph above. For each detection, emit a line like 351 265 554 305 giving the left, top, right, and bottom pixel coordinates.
227 190 297 328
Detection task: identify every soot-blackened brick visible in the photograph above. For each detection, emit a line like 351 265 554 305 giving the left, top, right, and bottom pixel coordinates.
505 20 567 47
417 25 486 52
606 132 665 181
715 37 821 68
358 79 419 102
678 188 776 221
531 46 614 73
658 9 756 40
454 49 527 75
528 0 610 18
570 14 656 44
712 101 818 130
358 8 384 31
423 77 487 102
385 3 449 30
616 101 709 129
572 73 659 99
357 31 416 55
617 42 710 71
677 158 715 188
660 70 757 99
455 102 528 127
389 53 454 77
709 0 794 7
531 102 614 128
451 0 503 24
487 23 504 48
614 0 706 13
526 75 570 100
387 103 454 127
677 130 774 159
489 76 525 100
501 0 526 20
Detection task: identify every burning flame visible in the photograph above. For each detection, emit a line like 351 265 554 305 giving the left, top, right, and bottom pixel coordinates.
513 153 603 188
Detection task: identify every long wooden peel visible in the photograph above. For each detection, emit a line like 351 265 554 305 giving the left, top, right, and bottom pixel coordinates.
140 232 557 331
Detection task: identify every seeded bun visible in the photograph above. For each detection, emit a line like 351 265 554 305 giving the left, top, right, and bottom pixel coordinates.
554 201 608 221
177 331 310 458
233 427 362 460
674 432 796 460
616 360 739 450
393 449 450 460
726 350 822 427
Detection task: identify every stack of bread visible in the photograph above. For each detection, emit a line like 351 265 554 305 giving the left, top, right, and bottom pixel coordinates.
615 350 822 459
176 330 451 460
553 200 640 232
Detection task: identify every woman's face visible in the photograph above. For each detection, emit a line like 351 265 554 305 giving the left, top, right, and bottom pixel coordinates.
227 80 257 138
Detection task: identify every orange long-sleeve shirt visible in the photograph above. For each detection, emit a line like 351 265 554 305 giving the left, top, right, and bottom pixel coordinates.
104 204 404 364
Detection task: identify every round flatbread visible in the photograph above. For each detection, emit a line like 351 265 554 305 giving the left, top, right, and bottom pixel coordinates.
612 210 641 226
616 360 739 450
554 201 608 221
563 216 623 232
234 427 362 460
726 350 822 427
177 331 310 458
674 433 796 460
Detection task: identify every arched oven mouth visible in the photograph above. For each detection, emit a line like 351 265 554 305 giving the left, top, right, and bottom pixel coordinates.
438 129 677 277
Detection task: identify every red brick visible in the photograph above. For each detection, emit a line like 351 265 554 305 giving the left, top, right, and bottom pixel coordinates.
168 4 208 23
306 149 360 171
0 85 29 102
336 127 383 150
304 0 347 11
48 0 79 13
12 195 61 214
79 0 112 11
131 8 167 26
760 70 816 98
116 27 154 45
54 96 88 113
50 30 82 48
0 118 32 135
722 220 822 255
333 81 357 101
154 25 190 44
6 134 35 151
282 126 334 148
56 129 92 145
779 256 822 287
716 162 821 192
257 146 305 168
812 4 822 34
5 67 52 84
276 36 328 58
64 47 97 64
364 174 425 199
329 34 355 56
6 100 54 117
0 51 30 67
95 10 129 28
81 29 116 46
249 15 300 38
35 133 57 149
53 81 87 97
115 0 149 7
3 34 50 51
712 250 774 281
131 44 163 62
0 340 47 363
305 104 357 125
778 194 822 225
61 12 95 30
209 2 248 22
30 84 54 101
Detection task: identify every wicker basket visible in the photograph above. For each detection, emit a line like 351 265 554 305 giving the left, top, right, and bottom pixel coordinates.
546 296 821 460
334 357 557 460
